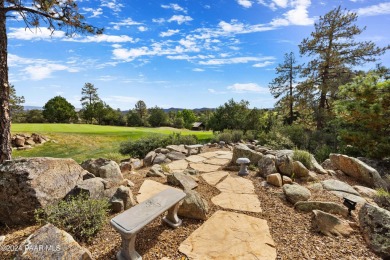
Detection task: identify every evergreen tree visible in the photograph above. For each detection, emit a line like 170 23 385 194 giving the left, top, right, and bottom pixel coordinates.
43 96 77 123
0 0 102 162
269 52 301 125
299 6 388 129
80 83 100 123
134 100 148 126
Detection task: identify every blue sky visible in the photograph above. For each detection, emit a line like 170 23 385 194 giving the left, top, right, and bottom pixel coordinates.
6 0 390 110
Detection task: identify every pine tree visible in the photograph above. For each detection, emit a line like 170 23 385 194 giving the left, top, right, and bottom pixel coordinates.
0 0 102 162
299 6 388 129
269 52 301 125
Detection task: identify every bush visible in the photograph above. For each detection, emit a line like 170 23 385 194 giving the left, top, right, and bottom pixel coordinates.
244 131 256 142
257 131 294 150
280 125 310 150
35 193 109 241
217 132 232 143
314 145 333 164
231 130 244 143
374 188 390 211
292 149 313 169
119 133 199 158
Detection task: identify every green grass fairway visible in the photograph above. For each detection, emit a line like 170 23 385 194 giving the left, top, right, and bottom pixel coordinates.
11 124 213 162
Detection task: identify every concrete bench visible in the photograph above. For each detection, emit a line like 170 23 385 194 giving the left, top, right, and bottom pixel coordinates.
110 188 186 260
184 144 203 156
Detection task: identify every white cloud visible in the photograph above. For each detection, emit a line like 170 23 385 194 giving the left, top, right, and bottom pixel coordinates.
161 3 186 13
273 0 288 8
193 68 205 72
101 0 124 13
160 29 180 37
110 18 141 30
83 7 103 18
269 0 314 26
227 83 268 93
168 15 193 24
199 56 275 65
8 27 66 40
253 61 274 67
67 34 136 43
138 26 148 32
237 0 253 8
356 3 390 16
152 18 166 24
23 64 76 81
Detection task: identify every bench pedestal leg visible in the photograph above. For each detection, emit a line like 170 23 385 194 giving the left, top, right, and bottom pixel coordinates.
163 202 182 228
117 234 141 260
186 149 191 156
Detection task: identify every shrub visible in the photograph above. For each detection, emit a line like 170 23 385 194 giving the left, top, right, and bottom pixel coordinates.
231 130 244 143
257 131 294 150
35 193 109 241
217 132 232 143
292 149 313 169
314 145 333 164
119 134 169 158
167 133 198 145
374 188 390 211
244 131 256 142
280 125 310 150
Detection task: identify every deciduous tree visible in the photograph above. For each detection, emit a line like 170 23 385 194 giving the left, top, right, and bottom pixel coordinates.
0 0 102 162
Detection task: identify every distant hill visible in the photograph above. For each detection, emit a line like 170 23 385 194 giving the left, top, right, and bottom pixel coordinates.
24 106 42 111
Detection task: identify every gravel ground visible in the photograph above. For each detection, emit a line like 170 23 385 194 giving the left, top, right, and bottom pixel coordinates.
0 147 381 260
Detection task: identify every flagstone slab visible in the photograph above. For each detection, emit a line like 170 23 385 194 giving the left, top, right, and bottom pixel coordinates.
137 180 179 203
190 163 221 173
186 155 207 163
212 193 262 213
203 158 231 166
166 159 188 172
198 151 221 158
216 176 255 194
179 210 276 260
201 171 229 186
216 151 233 155
215 153 233 160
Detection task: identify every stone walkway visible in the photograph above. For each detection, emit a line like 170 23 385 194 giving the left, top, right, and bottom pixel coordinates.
140 150 276 259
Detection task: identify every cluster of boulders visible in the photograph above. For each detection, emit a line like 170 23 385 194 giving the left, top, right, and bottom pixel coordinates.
11 133 49 150
143 144 197 166
228 142 390 258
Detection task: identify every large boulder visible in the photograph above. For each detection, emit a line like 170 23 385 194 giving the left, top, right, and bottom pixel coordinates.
15 224 92 259
0 158 85 225
275 153 294 176
80 158 123 184
359 203 390 258
152 153 167 165
321 179 367 205
283 184 311 204
266 173 283 187
68 177 106 199
257 154 277 177
178 190 208 220
231 144 263 166
330 154 385 188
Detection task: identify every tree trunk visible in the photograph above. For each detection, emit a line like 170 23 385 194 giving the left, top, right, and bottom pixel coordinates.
289 60 293 125
0 3 12 163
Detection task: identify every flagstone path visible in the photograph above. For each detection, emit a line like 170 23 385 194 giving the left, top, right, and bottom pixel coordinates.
141 149 276 259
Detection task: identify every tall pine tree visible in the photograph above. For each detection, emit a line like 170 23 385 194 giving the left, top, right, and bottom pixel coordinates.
299 6 388 129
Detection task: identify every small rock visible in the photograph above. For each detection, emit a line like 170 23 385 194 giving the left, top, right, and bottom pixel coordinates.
283 184 311 204
0 235 5 246
353 185 378 199
312 210 354 237
293 161 309 177
266 173 282 187
144 151 157 166
146 164 165 178
153 153 167 164
282 176 293 184
110 185 136 213
295 201 349 217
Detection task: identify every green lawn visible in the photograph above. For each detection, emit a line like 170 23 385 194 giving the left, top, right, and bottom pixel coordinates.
11 124 213 163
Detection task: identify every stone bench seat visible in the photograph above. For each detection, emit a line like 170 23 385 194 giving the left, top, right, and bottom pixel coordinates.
110 188 186 260
184 144 203 156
